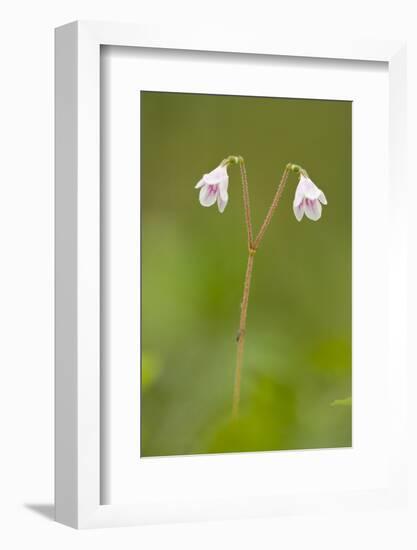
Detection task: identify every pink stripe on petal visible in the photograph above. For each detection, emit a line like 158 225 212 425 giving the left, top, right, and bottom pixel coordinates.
199 185 218 207
304 199 322 221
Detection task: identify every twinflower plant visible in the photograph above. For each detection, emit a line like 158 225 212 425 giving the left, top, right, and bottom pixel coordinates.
195 156 327 418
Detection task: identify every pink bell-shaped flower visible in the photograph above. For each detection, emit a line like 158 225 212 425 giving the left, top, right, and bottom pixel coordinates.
195 164 229 213
293 174 327 221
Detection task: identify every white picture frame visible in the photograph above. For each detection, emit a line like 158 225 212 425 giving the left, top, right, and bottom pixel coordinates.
55 21 407 529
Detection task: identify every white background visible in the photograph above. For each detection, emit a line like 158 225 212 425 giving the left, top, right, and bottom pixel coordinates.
0 1 416 549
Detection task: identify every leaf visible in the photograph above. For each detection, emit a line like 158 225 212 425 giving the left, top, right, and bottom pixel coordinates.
330 396 352 407
141 352 162 390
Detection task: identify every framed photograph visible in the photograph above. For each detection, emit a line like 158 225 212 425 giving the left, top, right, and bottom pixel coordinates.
55 21 407 528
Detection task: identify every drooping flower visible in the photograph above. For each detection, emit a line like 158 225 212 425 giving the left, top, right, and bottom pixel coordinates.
195 164 229 213
293 174 327 221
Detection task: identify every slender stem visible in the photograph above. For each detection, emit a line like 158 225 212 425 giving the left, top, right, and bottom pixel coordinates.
253 164 291 249
232 251 255 419
231 162 296 418
239 158 254 248
231 157 254 419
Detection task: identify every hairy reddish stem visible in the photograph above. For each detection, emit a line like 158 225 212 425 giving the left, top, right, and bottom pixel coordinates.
232 162 293 418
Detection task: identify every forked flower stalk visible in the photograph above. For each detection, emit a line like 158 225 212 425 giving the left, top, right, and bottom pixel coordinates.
232 160 293 419
194 158 327 419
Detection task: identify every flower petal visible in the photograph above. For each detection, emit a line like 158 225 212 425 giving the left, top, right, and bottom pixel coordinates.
195 178 205 189
203 165 228 185
302 177 322 200
217 192 228 213
219 176 229 201
318 191 327 205
293 201 305 221
199 185 217 207
293 180 306 207
304 199 322 221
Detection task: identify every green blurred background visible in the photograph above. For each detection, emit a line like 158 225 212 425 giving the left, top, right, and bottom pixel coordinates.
140 91 351 457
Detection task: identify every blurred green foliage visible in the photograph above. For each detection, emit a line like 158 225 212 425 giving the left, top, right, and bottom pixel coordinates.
140 91 352 457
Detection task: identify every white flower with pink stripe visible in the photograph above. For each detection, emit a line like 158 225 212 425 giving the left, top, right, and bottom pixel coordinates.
195 164 229 213
293 174 327 221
